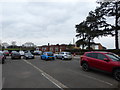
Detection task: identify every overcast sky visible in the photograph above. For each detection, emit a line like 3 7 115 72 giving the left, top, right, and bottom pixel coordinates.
0 0 116 49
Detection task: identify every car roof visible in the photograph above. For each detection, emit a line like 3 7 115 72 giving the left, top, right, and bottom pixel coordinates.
44 52 53 53
85 51 111 54
61 52 70 53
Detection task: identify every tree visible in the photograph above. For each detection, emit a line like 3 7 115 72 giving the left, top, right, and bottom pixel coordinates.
22 42 36 47
11 41 17 46
76 4 114 50
2 42 9 48
97 1 120 49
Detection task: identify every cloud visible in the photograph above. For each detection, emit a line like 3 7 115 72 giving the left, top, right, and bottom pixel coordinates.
1 1 115 49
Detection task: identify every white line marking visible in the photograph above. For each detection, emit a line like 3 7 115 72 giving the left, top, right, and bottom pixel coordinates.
41 73 65 90
78 66 113 86
23 59 113 87
84 74 113 86
23 60 68 89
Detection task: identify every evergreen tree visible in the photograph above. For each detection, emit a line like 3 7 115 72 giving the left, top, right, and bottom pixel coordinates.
97 1 120 49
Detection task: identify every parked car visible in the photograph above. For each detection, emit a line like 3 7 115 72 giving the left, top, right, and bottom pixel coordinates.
3 50 9 56
19 51 25 56
23 52 34 59
0 52 5 64
11 52 21 59
33 50 42 55
41 52 55 60
10 51 17 55
80 51 120 81
56 52 72 60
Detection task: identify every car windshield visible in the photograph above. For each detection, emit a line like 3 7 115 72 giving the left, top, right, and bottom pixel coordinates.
0 53 3 56
47 53 53 56
26 53 32 55
3 50 8 52
106 53 120 61
65 52 71 55
13 52 19 55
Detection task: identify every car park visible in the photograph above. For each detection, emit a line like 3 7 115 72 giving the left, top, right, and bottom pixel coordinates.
23 52 34 59
56 52 72 60
11 52 21 59
3 50 9 56
41 52 55 60
80 51 120 81
0 52 5 64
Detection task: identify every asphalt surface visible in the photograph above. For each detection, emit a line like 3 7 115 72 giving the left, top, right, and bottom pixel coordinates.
2 55 120 89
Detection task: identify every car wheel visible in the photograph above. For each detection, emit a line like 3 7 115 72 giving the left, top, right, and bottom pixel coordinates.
2 58 5 64
53 57 55 60
113 69 120 81
41 57 43 60
82 63 89 71
61 57 64 60
45 57 48 61
56 56 58 59
26 57 27 60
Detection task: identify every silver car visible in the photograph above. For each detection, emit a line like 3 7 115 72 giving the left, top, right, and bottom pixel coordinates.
56 52 72 60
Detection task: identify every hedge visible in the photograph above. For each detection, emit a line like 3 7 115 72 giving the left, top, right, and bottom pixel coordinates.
64 49 120 56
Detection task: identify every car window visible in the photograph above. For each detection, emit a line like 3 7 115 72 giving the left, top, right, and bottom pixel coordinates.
106 54 120 61
47 53 53 56
0 53 3 56
91 53 98 59
60 52 63 54
86 53 98 59
97 53 107 60
86 53 92 57
66 52 71 55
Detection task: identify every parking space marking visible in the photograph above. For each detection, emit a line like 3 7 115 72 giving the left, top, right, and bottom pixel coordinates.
23 60 68 89
78 72 113 86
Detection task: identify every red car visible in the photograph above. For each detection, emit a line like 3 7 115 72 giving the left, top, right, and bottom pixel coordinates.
80 51 120 81
3 50 9 56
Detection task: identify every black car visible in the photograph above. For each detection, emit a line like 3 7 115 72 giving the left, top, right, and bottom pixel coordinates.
11 52 21 59
23 53 34 59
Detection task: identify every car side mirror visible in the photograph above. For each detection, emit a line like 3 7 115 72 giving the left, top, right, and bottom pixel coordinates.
104 58 110 62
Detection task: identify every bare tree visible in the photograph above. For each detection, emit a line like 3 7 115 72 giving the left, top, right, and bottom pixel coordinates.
22 42 36 47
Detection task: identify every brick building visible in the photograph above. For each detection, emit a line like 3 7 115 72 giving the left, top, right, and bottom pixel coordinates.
79 42 106 50
39 44 75 53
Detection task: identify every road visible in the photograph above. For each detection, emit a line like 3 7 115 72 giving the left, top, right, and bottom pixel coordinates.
2 55 120 89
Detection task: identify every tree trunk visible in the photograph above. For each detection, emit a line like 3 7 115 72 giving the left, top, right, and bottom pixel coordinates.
88 37 91 50
115 2 119 49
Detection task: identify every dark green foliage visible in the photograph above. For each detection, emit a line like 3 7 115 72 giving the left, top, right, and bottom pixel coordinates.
76 1 120 49
97 1 120 49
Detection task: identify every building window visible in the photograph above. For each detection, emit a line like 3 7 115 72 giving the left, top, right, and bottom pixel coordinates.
55 47 58 52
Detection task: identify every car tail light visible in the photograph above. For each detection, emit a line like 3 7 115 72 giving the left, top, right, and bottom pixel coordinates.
80 55 83 60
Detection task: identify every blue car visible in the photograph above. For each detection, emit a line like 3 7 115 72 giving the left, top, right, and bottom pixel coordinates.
41 52 55 60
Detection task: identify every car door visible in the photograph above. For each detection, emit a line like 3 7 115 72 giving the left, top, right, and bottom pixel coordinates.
58 52 63 59
96 53 112 72
86 53 98 68
42 53 46 59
